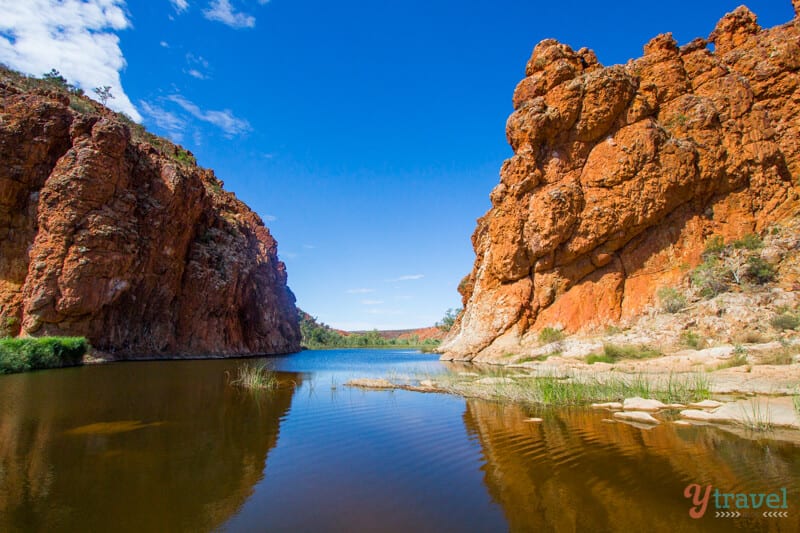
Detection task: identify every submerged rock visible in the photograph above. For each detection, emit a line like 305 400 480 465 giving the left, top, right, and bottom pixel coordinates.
614 411 660 425
688 399 725 409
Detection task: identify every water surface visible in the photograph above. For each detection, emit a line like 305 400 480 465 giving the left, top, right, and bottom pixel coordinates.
0 349 797 532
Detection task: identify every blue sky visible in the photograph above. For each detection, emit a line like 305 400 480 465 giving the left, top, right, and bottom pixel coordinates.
0 1 795 330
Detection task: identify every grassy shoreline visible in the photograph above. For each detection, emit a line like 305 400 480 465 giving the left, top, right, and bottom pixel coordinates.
0 337 89 375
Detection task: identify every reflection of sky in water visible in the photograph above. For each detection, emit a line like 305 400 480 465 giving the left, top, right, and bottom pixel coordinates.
268 348 446 385
0 350 798 533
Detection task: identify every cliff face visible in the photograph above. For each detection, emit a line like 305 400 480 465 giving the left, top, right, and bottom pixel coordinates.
0 77 301 357
442 4 800 361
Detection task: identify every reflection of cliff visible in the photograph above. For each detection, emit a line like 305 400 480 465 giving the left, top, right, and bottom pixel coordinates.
0 360 300 532
464 401 800 532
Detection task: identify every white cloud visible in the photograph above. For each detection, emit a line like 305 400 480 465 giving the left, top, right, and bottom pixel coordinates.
170 0 189 13
159 40 170 48
361 300 384 305
387 274 425 282
185 53 210 79
347 288 375 294
167 94 251 136
302 244 315 249
139 100 185 141
203 0 255 28
0 0 141 121
263 214 277 221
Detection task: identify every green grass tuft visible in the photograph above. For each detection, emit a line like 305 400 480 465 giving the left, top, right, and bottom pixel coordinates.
657 287 687 314
770 312 800 331
538 327 564 344
680 331 706 350
228 363 278 390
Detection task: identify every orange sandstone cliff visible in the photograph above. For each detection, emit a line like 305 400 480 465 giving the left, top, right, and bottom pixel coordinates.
0 72 301 357
441 4 800 361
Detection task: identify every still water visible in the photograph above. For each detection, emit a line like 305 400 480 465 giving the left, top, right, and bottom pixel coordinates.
0 349 798 532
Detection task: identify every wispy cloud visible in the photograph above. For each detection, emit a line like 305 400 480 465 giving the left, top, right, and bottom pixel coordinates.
160 41 170 48
0 0 141 121
167 94 251 137
347 288 375 294
361 300 384 305
139 100 186 141
169 0 189 13
184 53 210 80
203 0 255 28
302 244 315 250
263 214 277 222
386 274 425 282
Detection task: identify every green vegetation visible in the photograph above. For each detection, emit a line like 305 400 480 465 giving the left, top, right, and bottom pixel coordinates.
428 370 710 406
732 233 764 250
228 363 278 390
770 311 800 331
657 287 687 313
0 63 201 172
757 348 795 365
299 310 440 350
691 233 775 298
679 330 707 350
93 85 113 105
586 343 663 364
746 256 776 284
0 337 88 375
690 258 728 298
718 346 748 369
537 327 564 344
436 308 462 332
740 398 773 432
793 392 799 415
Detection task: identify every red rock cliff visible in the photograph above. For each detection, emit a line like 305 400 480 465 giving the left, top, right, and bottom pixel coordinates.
0 74 301 357
442 4 800 361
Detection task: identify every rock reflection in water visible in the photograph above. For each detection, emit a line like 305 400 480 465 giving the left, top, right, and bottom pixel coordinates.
463 400 800 533
0 360 300 533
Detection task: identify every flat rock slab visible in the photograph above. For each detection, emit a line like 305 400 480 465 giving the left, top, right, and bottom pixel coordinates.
591 402 623 410
524 417 543 423
680 397 800 429
623 397 667 411
688 399 725 409
614 411 660 425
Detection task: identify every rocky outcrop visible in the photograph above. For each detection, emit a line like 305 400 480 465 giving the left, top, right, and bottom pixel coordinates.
0 74 300 357
442 4 800 361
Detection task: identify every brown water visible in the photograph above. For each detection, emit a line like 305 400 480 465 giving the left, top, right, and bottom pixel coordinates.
0 349 798 532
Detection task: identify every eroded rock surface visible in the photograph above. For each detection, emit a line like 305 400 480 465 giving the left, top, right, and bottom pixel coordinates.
0 80 300 357
442 5 800 361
